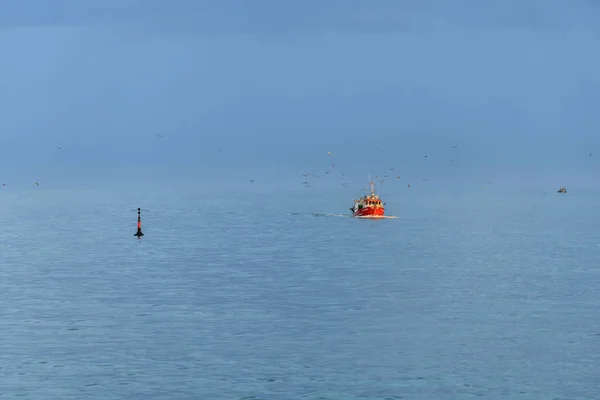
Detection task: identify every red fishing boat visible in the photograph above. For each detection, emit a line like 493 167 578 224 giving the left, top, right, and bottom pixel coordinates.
351 179 385 218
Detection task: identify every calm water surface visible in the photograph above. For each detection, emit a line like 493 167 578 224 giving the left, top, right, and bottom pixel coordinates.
1 188 599 399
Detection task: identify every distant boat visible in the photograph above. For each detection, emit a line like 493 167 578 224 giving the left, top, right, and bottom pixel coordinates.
557 186 567 193
350 179 385 218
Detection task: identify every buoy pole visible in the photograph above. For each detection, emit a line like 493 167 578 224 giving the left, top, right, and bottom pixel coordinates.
134 208 144 238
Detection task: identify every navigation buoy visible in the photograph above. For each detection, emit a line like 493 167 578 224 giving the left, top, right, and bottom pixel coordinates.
134 208 144 238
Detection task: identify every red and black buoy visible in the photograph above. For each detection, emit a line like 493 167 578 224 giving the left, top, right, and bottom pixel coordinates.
134 208 144 238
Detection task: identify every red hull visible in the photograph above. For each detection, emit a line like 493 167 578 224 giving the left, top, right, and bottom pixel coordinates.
354 206 385 217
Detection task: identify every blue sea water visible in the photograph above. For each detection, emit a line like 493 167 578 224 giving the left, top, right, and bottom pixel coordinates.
1 187 599 399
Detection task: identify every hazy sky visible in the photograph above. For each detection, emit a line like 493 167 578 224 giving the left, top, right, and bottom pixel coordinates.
1 0 599 190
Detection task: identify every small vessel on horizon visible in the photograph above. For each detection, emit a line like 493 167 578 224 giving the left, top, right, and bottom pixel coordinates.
557 186 567 193
350 179 385 218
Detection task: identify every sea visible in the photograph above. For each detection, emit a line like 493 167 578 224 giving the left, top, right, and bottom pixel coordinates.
1 186 599 399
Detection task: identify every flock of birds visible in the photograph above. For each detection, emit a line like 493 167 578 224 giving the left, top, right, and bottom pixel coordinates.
246 145 595 195
4 139 593 193
248 145 464 192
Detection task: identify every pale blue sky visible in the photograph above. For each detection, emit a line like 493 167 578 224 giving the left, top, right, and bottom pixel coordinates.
1 0 599 190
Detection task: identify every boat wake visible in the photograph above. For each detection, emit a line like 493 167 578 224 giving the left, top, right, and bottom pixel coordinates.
290 212 397 219
355 215 398 219
311 213 350 218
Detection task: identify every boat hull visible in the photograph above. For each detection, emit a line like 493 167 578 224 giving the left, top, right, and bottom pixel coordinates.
353 206 385 218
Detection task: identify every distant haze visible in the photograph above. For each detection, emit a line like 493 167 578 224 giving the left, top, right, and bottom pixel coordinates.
1 0 599 191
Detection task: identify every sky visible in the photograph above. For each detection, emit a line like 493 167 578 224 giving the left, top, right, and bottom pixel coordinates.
1 0 599 191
